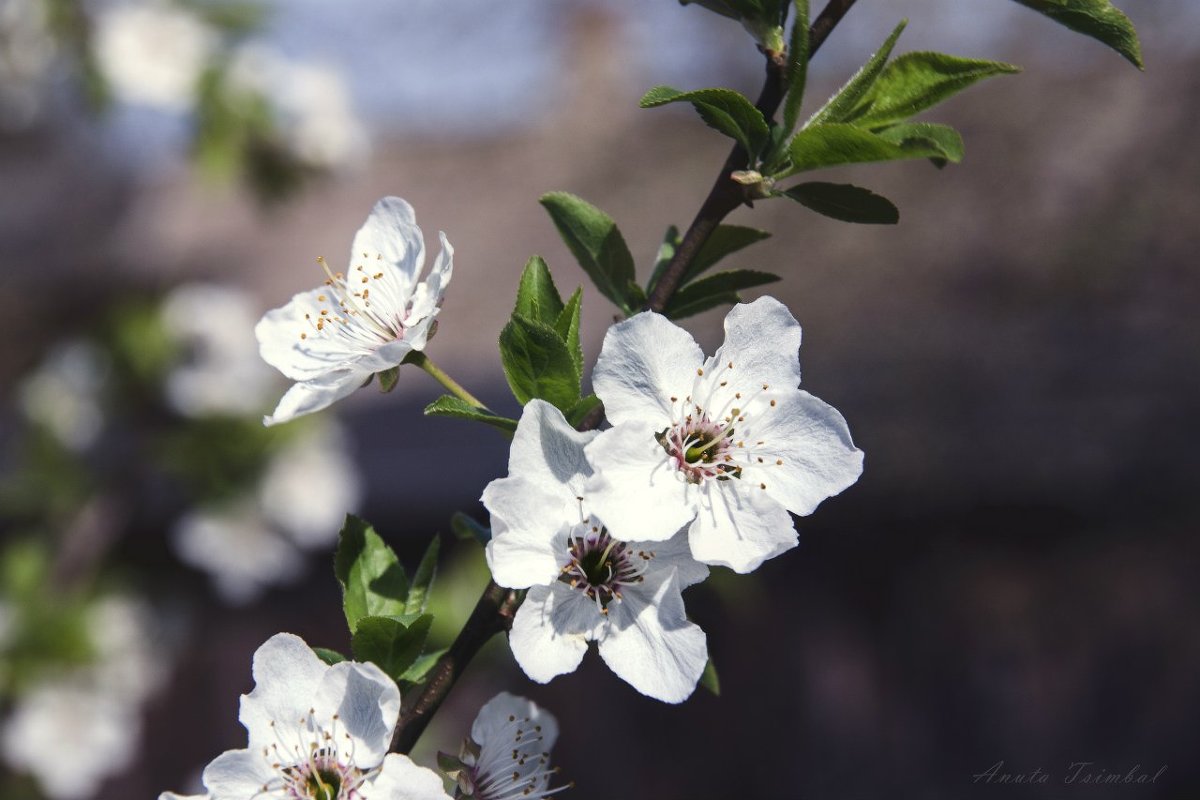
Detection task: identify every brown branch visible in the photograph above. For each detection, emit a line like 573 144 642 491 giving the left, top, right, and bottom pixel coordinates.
645 0 860 313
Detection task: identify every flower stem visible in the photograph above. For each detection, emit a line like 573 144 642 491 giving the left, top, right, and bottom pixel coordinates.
403 351 488 409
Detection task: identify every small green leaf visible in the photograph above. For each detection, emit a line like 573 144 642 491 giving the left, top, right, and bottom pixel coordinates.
666 270 782 319
566 394 603 428
683 224 772 285
646 225 682 294
350 615 433 683
376 366 400 393
424 395 518 434
334 515 409 634
405 535 440 615
554 288 584 378
499 314 581 412
312 647 347 666
849 52 1020 129
399 647 447 684
807 20 907 125
782 182 899 224
782 0 810 132
700 658 721 695
514 256 565 325
539 193 638 314
874 122 964 164
781 122 957 175
640 86 771 160
450 511 491 546
1010 0 1142 68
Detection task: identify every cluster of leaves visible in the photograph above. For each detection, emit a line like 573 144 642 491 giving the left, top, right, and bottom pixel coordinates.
319 516 445 688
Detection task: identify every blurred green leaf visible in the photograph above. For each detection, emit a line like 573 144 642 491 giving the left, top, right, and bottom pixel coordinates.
312 647 347 665
640 86 770 160
351 614 433 683
514 256 565 325
424 396 518 434
540 193 639 314
566 394 603 428
450 512 491 546
499 315 581 412
700 658 721 695
808 20 907 125
783 0 810 132
1010 0 1142 68
399 646 447 684
781 182 899 224
646 225 682 295
376 366 400 393
849 52 1020 129
334 515 409 634
405 535 440 615
666 270 782 319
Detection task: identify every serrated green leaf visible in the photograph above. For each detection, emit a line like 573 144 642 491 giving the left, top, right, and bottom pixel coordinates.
700 658 721 695
1010 0 1142 68
647 225 682 295
334 515 409 634
514 256 565 326
399 647 448 684
376 366 399 393
424 395 518 434
781 122 958 175
683 225 773 285
539 193 638 314
351 615 433 683
666 270 782 319
781 182 899 224
312 647 347 666
554 288 584 378
566 394 603 428
808 20 907 126
874 122 964 164
405 535 440 615
640 86 771 160
450 511 491 546
783 0 810 132
499 315 581 412
849 52 1020 129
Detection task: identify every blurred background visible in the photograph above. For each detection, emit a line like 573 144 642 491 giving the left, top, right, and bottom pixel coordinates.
1 0 1197 798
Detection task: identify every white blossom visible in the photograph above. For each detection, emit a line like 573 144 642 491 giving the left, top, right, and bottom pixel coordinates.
18 339 109 451
161 283 278 418
163 632 451 800
483 400 709 704
453 693 566 800
585 296 864 573
258 423 361 548
256 197 453 426
92 1 216 111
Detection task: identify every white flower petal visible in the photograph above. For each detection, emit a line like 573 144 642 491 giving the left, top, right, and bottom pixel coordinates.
256 287 368 382
313 660 400 770
238 633 328 750
470 692 560 755
404 232 455 342
639 528 709 590
598 569 708 704
201 749 273 800
593 311 704 426
688 482 797 573
584 422 696 542
159 794 208 800
748 389 864 515
709 296 803 392
507 399 597 496
349 197 424 297
508 584 595 683
365 753 452 800
263 365 370 426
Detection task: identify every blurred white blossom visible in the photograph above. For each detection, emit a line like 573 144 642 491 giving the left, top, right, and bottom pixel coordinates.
93 1 216 111
0 0 57 129
18 339 109 451
258 423 361 547
161 283 278 418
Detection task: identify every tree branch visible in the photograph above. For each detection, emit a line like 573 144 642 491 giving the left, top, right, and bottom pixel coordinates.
645 0 860 313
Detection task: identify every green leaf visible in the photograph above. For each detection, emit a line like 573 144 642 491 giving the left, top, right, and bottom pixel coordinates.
554 288 584 378
683 224 772 285
351 615 433 682
376 366 400 393
399 647 447 684
640 86 771 160
646 225 682 294
700 658 721 695
424 395 518 434
808 20 907 125
782 0 810 132
566 394 603 428
781 122 958 175
781 182 899 224
539 193 639 313
450 511 491 546
334 515 409 634
514 256 565 325
499 314 581 412
849 52 1020 129
874 122 964 164
405 535 440 615
665 270 782 319
311 647 347 666
1009 0 1142 68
